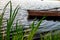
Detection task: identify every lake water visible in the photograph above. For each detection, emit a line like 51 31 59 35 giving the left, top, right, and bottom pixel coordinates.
0 0 60 34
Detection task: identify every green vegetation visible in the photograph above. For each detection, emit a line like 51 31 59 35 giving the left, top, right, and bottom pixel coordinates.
0 1 60 40
41 30 60 40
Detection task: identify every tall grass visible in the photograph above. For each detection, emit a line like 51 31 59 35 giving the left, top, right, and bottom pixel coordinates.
12 20 24 40
6 1 19 40
0 1 19 40
0 1 10 40
27 17 46 40
42 30 60 40
0 1 60 40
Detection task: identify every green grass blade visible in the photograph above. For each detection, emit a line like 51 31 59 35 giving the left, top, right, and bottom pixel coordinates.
34 16 46 31
0 0 10 27
40 34 43 40
12 35 18 40
0 1 10 40
28 16 46 40
12 5 19 18
14 20 24 40
18 25 24 40
2 1 10 15
16 20 19 34
19 24 24 40
6 1 12 40
10 1 12 20
30 21 35 31
12 20 19 40
30 18 37 31
6 1 19 40
12 7 19 21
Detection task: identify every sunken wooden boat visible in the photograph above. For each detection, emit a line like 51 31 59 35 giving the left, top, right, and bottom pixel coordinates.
27 7 60 20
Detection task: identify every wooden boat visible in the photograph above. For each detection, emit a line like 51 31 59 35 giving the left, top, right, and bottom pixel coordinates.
27 7 60 20
27 10 60 16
